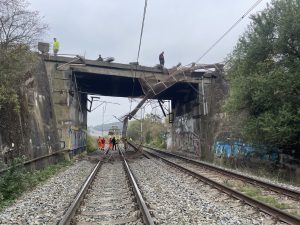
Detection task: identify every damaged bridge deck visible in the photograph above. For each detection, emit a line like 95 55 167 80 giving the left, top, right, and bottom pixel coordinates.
44 55 220 100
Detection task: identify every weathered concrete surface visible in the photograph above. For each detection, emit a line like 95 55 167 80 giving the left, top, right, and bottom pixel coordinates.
44 58 87 155
0 56 62 168
168 69 228 160
200 71 229 160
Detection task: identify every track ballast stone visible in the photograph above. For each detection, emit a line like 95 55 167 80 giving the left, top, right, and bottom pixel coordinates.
0 160 95 225
74 160 143 225
129 157 287 225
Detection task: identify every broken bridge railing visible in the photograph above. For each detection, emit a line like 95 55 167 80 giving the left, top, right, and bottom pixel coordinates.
121 63 224 141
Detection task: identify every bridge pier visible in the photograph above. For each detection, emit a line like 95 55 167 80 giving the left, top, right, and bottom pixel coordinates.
44 58 88 157
168 70 227 160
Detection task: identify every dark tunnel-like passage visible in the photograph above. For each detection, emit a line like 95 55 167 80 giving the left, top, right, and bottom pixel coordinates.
74 72 199 103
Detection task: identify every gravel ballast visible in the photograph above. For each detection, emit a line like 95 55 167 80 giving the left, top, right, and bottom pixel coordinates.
129 157 287 225
169 150 300 192
0 160 95 225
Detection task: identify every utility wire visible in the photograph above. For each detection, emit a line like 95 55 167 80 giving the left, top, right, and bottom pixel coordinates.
183 0 265 98
137 0 148 63
195 0 264 63
129 0 264 120
129 0 149 112
91 101 120 112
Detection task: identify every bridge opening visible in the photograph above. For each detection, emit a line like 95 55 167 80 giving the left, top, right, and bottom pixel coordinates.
86 95 173 150
42 56 222 158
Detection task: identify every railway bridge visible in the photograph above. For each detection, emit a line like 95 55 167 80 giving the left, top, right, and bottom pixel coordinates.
1 54 226 167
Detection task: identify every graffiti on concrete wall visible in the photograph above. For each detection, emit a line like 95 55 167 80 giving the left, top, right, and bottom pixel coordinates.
213 140 279 161
59 126 86 151
171 114 200 155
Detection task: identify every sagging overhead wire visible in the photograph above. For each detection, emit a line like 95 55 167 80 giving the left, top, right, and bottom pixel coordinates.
185 0 265 96
195 0 264 63
129 0 149 112
123 0 265 139
137 0 148 63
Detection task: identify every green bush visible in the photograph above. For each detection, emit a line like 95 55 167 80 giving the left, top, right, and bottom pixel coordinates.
225 0 300 152
0 159 26 203
86 135 96 153
0 159 71 210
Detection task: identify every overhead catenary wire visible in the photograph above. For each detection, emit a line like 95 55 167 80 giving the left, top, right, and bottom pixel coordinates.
129 0 149 112
90 101 120 112
195 0 264 63
123 0 265 137
136 0 148 63
185 0 265 95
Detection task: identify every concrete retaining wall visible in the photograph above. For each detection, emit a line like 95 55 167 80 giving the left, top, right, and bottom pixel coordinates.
0 57 62 169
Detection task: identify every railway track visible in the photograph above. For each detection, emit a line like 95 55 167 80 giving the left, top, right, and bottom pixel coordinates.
130 143 300 225
58 149 154 225
144 146 300 200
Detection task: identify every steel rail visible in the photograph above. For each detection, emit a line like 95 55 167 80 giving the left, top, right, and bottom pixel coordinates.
119 148 155 225
145 150 300 225
144 146 300 200
58 160 102 225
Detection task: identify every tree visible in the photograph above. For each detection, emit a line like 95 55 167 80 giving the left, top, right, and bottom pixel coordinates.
127 113 169 148
225 0 300 154
0 0 47 153
0 0 47 47
0 0 47 111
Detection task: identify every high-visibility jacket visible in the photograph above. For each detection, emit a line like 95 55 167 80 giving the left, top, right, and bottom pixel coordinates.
53 40 60 50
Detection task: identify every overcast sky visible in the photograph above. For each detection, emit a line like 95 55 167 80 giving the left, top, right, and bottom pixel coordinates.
29 0 271 126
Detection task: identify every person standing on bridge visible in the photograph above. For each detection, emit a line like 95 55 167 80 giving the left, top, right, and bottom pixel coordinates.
53 38 60 56
159 51 165 67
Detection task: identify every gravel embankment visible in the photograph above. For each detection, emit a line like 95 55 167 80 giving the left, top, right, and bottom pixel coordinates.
222 167 300 192
173 151 300 192
0 160 95 225
129 157 287 225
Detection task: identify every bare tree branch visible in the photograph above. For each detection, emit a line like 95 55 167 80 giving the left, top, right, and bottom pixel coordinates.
0 0 48 48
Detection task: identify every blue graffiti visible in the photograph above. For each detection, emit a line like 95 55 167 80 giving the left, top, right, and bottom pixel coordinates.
214 141 279 161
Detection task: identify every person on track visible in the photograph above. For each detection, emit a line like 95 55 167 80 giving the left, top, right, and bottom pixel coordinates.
97 136 101 150
101 137 106 150
112 137 117 151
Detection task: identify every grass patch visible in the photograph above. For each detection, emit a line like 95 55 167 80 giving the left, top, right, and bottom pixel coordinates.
239 185 262 197
223 179 234 188
0 159 72 211
255 195 289 209
239 185 291 210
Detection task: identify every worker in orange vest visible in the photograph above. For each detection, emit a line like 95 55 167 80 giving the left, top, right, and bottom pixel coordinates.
97 136 101 150
101 137 106 150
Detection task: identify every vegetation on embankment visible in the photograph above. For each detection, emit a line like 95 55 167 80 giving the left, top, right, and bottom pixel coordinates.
86 135 98 153
0 0 48 158
0 0 47 112
127 113 168 149
0 159 72 211
225 0 300 157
